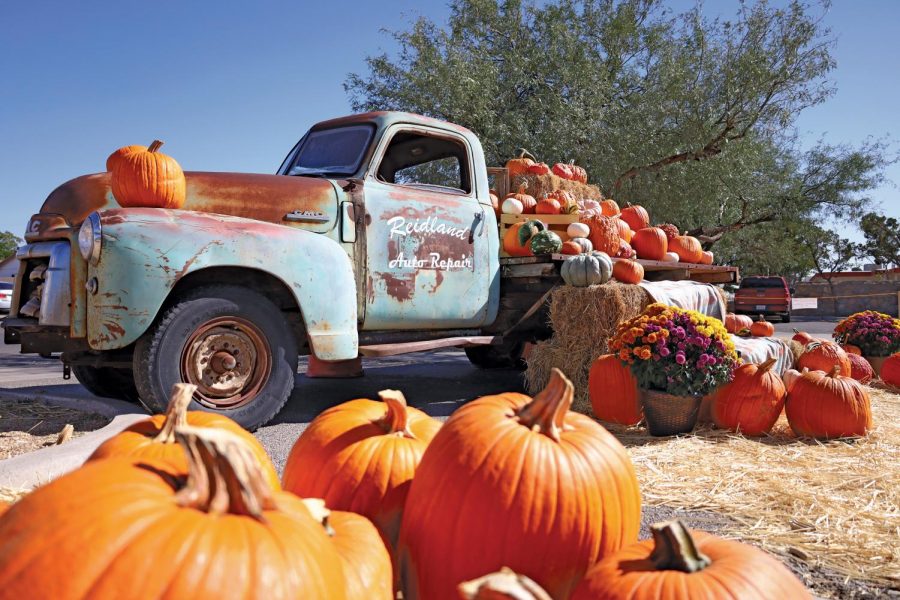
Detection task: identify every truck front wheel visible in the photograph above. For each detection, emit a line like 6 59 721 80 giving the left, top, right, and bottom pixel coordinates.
134 285 298 431
464 341 526 370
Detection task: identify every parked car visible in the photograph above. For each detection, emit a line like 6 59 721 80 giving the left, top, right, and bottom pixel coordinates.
734 276 793 322
0 282 12 313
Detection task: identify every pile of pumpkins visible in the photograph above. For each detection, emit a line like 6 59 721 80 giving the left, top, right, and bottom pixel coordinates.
506 150 588 183
0 373 812 599
588 328 877 440
725 313 775 337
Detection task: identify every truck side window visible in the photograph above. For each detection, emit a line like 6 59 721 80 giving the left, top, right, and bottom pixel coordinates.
377 131 472 194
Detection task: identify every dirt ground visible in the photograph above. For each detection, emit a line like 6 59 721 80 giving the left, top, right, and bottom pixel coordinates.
0 399 109 461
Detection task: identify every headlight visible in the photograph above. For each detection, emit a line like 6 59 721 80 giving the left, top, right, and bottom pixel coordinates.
78 212 102 264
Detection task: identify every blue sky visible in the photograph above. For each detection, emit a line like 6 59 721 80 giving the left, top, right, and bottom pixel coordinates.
1 0 898 239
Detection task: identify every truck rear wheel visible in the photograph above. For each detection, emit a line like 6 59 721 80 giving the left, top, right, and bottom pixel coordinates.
134 285 298 431
464 341 526 370
72 365 140 402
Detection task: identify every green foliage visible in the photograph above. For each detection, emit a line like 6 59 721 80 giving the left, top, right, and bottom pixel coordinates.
0 231 22 259
859 212 900 268
347 0 892 277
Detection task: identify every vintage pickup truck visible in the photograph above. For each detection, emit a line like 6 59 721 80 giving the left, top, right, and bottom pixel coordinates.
3 111 736 429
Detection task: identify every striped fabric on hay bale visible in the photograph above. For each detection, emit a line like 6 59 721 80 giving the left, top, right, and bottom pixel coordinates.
524 283 652 414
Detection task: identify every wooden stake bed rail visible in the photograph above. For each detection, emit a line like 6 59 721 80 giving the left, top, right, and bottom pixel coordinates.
500 255 739 284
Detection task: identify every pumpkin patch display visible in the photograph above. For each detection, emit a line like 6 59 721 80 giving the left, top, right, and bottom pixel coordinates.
588 354 642 425
397 369 642 600
785 366 872 438
613 259 644 284
619 204 649 231
503 220 544 257
797 340 851 376
302 499 393 600
631 227 668 261
847 353 875 384
0 427 348 599
110 140 186 209
750 315 775 337
505 185 536 214
571 520 811 600
505 150 536 177
560 252 612 287
283 389 441 553
529 230 563 255
585 215 621 255
87 383 280 489
668 235 703 263
712 358 786 436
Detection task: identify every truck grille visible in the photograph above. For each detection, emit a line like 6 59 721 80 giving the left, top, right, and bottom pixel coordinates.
15 242 72 327
18 259 48 318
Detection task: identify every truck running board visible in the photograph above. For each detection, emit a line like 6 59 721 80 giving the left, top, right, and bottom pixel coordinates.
358 336 497 358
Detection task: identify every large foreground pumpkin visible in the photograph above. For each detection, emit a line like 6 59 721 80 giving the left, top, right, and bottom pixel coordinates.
397 369 642 600
110 140 186 209
282 390 441 552
571 520 811 599
0 427 347 599
588 354 642 425
87 383 280 489
785 366 871 439
303 499 393 600
712 358 785 436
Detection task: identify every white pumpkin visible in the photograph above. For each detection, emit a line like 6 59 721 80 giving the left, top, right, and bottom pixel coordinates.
662 252 680 262
566 222 591 239
502 197 524 215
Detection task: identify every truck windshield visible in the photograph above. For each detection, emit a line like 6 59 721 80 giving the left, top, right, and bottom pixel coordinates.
286 124 374 177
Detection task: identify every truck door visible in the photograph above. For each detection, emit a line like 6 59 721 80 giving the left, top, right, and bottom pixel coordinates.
362 126 491 329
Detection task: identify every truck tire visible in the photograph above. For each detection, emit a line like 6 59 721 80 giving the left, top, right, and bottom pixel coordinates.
464 342 526 370
72 365 140 402
782 311 791 323
134 285 298 431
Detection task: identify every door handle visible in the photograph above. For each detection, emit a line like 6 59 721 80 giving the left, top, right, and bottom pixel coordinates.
469 210 484 244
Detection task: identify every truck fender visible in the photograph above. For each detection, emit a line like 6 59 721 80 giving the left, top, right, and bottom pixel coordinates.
88 208 358 360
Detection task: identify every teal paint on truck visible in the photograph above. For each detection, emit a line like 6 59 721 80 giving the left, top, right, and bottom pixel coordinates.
90 208 359 360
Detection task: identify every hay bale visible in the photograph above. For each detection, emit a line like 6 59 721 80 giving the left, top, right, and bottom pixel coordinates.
525 283 652 414
510 173 604 200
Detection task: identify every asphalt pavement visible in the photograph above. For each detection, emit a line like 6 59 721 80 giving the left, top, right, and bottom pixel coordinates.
0 317 840 471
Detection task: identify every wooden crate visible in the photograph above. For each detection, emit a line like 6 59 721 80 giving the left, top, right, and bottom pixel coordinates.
499 213 581 257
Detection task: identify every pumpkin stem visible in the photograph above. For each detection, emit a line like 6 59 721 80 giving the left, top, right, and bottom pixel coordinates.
759 357 778 373
648 520 711 573
147 140 164 153
518 183 528 195
828 365 841 378
458 567 553 600
517 148 535 161
173 425 277 521
301 498 336 537
377 390 416 438
152 383 195 443
514 368 573 442
757 314 766 322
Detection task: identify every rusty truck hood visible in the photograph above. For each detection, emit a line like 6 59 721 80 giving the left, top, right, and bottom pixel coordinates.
38 171 339 228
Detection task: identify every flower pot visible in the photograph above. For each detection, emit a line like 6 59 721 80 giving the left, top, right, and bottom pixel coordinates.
864 356 887 378
640 389 702 436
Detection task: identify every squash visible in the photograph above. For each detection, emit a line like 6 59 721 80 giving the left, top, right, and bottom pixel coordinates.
655 223 680 240
571 520 811 599
397 369 642 600
797 340 851 375
662 252 680 263
561 241 582 255
668 235 703 263
529 230 563 255
749 315 774 337
881 353 900 386
725 313 753 334
785 366 871 438
0 427 348 599
585 215 621 255
502 221 544 257
847 353 874 384
631 227 668 261
613 259 644 284
505 185 536 214
561 253 612 287
619 204 649 231
527 162 551 176
616 239 635 258
567 222 591 239
87 383 280 490
614 218 631 241
501 197 524 215
535 197 561 215
110 140 186 209
283 390 441 553
303 499 393 600
699 250 714 264
505 149 536 177
600 199 620 216
552 162 574 180
588 354 642 425
712 358 786 436
568 237 593 253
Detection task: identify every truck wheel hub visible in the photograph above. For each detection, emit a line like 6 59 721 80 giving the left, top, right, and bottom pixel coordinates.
181 317 271 409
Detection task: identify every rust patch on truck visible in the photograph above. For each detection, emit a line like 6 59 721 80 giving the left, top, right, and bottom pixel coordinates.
379 273 415 302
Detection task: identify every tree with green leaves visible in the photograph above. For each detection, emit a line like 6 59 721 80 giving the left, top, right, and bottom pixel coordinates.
859 212 900 268
0 231 22 259
346 0 891 276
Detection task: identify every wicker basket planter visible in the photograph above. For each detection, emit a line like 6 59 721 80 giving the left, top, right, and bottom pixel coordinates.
641 389 702 436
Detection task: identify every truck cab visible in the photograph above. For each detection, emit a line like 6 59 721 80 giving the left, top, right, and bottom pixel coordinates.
4 112 501 429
